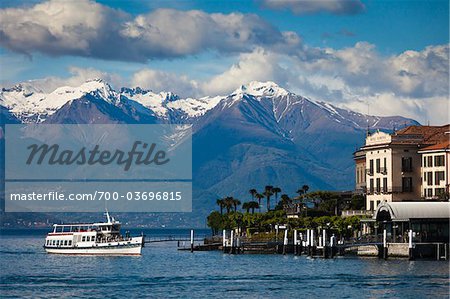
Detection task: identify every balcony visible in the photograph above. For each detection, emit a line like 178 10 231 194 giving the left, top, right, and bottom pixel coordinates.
366 169 374 176
366 186 413 195
380 167 387 174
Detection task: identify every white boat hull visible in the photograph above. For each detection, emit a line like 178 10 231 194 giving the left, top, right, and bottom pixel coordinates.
45 244 142 255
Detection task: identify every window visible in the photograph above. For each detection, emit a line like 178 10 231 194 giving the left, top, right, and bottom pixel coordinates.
435 188 445 197
427 156 433 167
64 240 68 246
401 157 412 172
427 172 433 186
435 171 445 185
402 177 413 192
56 240 60 246
427 188 433 197
423 156 427 167
435 155 445 167
82 236 86 242
383 177 388 193
383 158 387 173
52 240 55 246
370 201 374 211
68 240 72 246
376 159 380 173
369 159 374 175
376 178 381 193
369 179 374 194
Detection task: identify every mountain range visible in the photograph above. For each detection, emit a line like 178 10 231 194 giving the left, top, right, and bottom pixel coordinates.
0 79 419 224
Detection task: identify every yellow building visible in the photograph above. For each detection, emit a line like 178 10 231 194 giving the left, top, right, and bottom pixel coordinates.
355 125 450 211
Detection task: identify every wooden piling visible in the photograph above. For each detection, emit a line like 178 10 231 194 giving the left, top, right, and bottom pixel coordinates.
408 229 414 260
283 229 288 255
190 229 194 253
293 229 298 255
383 229 388 260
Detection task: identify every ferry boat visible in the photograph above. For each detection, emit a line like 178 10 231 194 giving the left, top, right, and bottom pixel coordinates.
44 211 144 255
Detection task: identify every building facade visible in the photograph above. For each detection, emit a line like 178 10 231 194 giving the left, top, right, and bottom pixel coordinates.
354 125 450 211
418 140 450 200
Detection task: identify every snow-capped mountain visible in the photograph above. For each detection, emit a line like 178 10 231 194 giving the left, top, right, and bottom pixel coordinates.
1 79 419 215
1 79 224 123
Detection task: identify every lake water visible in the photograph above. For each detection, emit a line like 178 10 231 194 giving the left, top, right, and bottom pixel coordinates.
1 229 449 298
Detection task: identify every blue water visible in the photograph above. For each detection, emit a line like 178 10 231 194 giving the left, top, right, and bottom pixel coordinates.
1 229 449 298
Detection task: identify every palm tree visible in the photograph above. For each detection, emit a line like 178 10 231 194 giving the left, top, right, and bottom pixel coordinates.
216 198 225 215
223 197 234 214
247 201 259 214
263 185 274 211
296 188 304 196
272 187 281 206
302 185 309 194
280 194 292 207
249 189 257 201
232 198 241 212
255 193 264 212
242 202 251 213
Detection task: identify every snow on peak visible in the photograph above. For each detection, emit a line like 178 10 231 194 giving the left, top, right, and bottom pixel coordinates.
234 81 291 97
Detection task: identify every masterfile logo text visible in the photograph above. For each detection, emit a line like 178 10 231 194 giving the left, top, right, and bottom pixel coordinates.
5 124 192 213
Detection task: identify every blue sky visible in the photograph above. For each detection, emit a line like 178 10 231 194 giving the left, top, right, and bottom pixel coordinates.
0 0 449 124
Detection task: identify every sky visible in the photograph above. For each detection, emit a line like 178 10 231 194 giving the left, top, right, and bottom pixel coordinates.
0 0 449 124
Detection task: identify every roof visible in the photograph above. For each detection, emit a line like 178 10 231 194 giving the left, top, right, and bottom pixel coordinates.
395 124 450 145
419 140 450 152
373 202 450 221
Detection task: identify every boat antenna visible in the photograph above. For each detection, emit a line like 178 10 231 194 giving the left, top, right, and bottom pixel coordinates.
105 209 111 223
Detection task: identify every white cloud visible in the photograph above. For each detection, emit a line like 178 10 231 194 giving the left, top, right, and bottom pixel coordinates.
201 49 290 96
0 1 301 61
23 67 124 93
260 0 365 15
131 69 198 97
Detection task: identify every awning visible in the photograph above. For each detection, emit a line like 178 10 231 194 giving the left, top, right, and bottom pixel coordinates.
373 202 450 222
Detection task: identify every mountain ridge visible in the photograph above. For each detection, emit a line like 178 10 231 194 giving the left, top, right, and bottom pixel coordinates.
1 79 420 221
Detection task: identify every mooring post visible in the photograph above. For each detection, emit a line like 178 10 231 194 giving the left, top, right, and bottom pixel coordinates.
311 229 315 256
306 229 311 256
408 229 414 260
190 229 194 253
283 229 288 255
230 230 235 254
383 229 387 260
299 233 304 254
330 234 336 258
323 229 328 258
293 229 298 255
222 229 227 252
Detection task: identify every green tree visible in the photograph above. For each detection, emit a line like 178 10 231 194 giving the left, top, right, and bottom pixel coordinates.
249 189 257 201
302 185 310 194
350 194 365 210
263 185 274 211
223 197 234 214
207 211 224 235
272 187 281 206
216 198 225 215
243 201 259 214
232 198 241 212
255 193 264 212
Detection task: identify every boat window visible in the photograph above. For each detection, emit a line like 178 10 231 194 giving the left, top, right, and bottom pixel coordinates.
82 236 86 242
68 240 72 246
64 240 68 246
56 240 60 246
52 240 55 245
